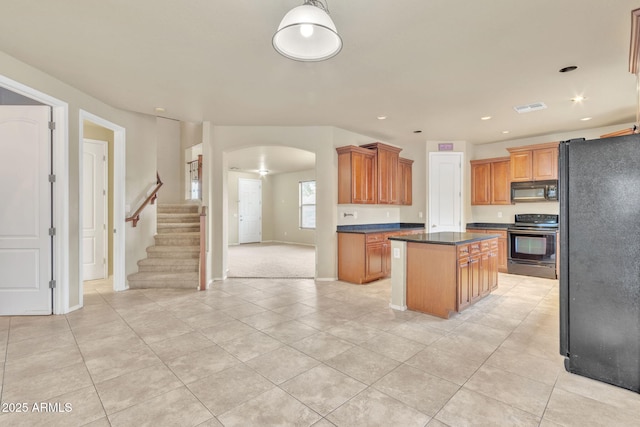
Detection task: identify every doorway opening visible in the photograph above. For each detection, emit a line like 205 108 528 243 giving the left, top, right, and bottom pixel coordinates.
79 110 126 299
226 146 316 279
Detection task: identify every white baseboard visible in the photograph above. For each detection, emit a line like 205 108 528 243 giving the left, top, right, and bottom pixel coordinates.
389 303 407 311
315 277 338 282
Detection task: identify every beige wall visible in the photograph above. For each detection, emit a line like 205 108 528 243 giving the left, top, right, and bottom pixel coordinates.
0 50 158 309
271 169 316 245
156 117 182 203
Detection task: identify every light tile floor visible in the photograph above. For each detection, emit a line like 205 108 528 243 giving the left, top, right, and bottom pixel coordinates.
0 274 639 426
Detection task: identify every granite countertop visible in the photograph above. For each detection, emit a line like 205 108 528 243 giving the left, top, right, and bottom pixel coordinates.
337 223 425 234
466 222 513 229
388 232 501 245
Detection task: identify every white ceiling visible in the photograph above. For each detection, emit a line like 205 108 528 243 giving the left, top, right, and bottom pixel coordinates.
1 1 639 174
227 145 315 175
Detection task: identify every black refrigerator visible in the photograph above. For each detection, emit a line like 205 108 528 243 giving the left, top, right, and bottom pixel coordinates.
559 134 640 393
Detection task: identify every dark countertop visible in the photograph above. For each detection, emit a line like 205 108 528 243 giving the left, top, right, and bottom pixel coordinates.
466 222 513 230
337 222 425 234
388 232 500 245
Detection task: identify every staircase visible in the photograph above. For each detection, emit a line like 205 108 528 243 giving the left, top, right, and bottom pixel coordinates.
127 203 201 289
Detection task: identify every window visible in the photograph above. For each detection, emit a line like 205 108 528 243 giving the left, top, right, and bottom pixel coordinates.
300 180 316 229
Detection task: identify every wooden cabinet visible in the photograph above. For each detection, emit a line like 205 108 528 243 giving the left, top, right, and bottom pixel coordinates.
360 142 402 204
507 142 559 182
338 228 424 284
399 157 413 205
337 146 377 204
470 157 510 205
466 228 508 273
455 237 498 312
337 143 411 206
405 236 497 318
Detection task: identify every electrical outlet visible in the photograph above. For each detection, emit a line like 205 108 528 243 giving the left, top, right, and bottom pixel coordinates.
497 211 503 218
386 211 390 218
284 231 287 236
354 211 358 219
419 211 423 218
393 248 401 258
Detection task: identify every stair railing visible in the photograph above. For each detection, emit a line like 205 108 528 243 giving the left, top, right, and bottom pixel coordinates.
126 172 163 227
199 206 207 290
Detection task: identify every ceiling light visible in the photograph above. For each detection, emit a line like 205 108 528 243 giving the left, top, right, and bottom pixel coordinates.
258 169 269 176
481 116 492 121
502 130 510 134
273 0 342 62
580 117 592 121
154 107 165 113
571 96 586 102
413 130 422 134
377 115 387 120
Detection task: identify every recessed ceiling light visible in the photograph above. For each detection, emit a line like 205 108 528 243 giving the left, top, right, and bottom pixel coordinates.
413 130 422 134
377 115 387 120
559 65 578 73
258 169 269 176
502 130 510 134
155 107 165 113
580 117 592 121
571 96 586 102
480 116 492 121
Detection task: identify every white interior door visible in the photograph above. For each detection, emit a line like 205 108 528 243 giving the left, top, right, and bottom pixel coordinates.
0 105 52 315
83 139 107 280
429 152 463 232
238 178 262 244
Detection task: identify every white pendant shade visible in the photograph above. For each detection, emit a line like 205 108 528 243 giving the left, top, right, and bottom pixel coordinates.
273 4 342 61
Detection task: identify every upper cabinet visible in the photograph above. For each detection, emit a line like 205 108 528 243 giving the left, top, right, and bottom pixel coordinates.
337 142 412 205
470 157 510 205
360 142 402 205
507 142 559 182
337 145 377 204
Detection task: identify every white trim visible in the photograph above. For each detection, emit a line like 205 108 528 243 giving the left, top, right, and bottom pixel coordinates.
0 74 70 315
79 110 127 294
389 303 407 311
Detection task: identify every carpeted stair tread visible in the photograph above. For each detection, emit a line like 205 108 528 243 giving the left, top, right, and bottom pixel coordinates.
158 223 200 233
158 213 200 223
147 245 200 258
154 233 201 246
127 272 198 289
137 258 199 272
157 204 200 214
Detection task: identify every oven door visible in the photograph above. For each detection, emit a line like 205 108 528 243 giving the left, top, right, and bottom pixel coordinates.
508 229 556 263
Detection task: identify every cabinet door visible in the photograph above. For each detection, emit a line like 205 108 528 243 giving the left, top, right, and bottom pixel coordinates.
382 241 392 276
510 151 532 182
457 257 471 311
399 160 413 205
377 148 399 204
365 241 385 280
352 151 376 204
490 160 511 204
469 254 481 302
497 238 508 273
532 147 558 180
489 249 499 290
471 162 491 205
480 252 490 296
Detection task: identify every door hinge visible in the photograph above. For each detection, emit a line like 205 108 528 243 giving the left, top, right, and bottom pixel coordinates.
48 121 56 130
49 280 56 289
103 258 106 265
103 189 106 196
48 174 56 183
48 227 56 236
103 155 106 161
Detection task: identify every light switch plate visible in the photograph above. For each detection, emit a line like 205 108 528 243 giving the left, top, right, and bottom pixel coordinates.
393 248 401 258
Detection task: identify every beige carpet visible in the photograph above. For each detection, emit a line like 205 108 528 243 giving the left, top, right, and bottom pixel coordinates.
227 242 315 278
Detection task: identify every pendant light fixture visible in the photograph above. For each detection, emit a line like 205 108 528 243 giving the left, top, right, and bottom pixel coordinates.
273 0 342 62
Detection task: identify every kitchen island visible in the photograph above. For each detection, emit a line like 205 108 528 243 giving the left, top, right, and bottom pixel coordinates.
388 232 499 319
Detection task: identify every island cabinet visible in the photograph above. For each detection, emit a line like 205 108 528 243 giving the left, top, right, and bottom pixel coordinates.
507 142 559 182
337 145 377 204
400 234 498 318
470 157 511 205
465 228 507 273
360 142 402 204
338 227 424 284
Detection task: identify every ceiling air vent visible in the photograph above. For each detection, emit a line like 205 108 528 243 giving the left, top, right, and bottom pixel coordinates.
513 102 547 114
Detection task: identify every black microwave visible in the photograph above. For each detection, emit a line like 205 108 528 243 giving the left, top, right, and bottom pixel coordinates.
510 180 558 203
